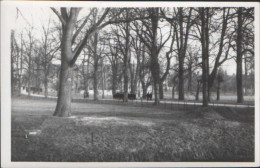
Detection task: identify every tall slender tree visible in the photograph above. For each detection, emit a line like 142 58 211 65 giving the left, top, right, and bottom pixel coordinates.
236 7 244 103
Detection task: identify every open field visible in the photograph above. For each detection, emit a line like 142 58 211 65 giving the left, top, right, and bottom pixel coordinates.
11 98 254 162
23 88 254 105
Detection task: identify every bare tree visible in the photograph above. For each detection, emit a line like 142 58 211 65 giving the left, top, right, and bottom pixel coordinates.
158 34 174 99
51 7 123 116
236 7 254 103
133 8 172 104
51 7 151 116
130 33 142 94
11 30 16 96
216 68 224 101
112 9 131 102
106 37 121 96
22 26 35 96
39 18 60 98
162 8 193 100
185 47 199 93
207 8 232 101
199 8 209 106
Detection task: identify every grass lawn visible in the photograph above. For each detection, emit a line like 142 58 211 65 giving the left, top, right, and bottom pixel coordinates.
11 97 254 162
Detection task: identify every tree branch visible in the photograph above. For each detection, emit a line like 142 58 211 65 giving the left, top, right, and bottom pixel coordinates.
50 7 66 25
72 8 94 44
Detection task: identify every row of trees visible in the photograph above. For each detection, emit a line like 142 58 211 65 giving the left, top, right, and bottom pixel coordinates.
11 15 60 98
11 7 254 117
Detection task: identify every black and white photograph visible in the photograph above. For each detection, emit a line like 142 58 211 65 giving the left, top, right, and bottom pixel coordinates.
1 1 259 167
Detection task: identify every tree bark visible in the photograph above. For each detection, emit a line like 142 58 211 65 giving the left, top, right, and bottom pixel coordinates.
133 61 139 94
101 61 105 99
207 8 229 101
175 8 192 100
54 59 73 117
142 84 148 99
178 58 184 100
93 33 99 101
244 55 248 95
216 84 220 101
150 8 160 105
205 8 210 102
159 81 164 99
188 67 192 92
82 50 90 93
123 10 130 102
53 8 80 116
44 76 48 98
200 8 209 107
236 7 244 103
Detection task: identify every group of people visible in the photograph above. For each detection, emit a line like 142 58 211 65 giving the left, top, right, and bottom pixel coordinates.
83 90 152 100
146 92 152 100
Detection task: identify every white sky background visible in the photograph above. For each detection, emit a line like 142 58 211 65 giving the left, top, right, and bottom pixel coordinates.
9 6 241 75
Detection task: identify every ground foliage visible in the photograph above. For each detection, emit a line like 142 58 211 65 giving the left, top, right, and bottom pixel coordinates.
11 98 254 161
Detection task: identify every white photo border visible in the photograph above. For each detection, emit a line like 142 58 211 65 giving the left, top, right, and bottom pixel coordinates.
1 1 259 167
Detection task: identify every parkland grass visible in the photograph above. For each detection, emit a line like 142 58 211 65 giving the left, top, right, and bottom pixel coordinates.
11 98 254 162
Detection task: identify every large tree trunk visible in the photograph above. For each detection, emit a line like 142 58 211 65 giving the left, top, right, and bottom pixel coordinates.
178 58 184 100
54 60 73 117
93 62 98 100
236 7 244 103
175 8 192 101
159 49 171 100
150 8 160 105
207 8 229 102
216 84 220 101
178 8 185 101
123 10 130 102
93 33 99 101
123 63 129 102
200 8 209 107
244 55 248 95
101 61 105 99
142 83 147 99
53 8 79 116
133 62 139 94
44 76 48 98
205 8 210 103
85 54 90 92
187 67 192 92
159 81 164 99
195 80 200 101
